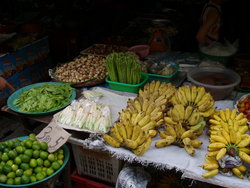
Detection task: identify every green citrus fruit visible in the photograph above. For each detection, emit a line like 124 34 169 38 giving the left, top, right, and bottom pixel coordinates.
30 175 37 183
33 150 40 159
20 163 29 171
7 171 16 179
40 151 48 160
30 159 37 168
21 175 30 184
15 169 24 177
43 160 51 168
36 158 43 166
6 178 14 185
14 156 22 165
40 142 48 151
14 177 21 185
46 168 55 176
51 161 61 171
0 174 7 183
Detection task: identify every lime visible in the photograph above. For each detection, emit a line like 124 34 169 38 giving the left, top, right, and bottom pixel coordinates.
15 146 24 154
20 163 29 171
30 175 37 183
33 150 40 159
21 174 30 184
32 144 40 150
24 149 33 158
14 177 21 185
3 165 12 174
14 156 22 165
36 158 43 166
46 168 54 176
58 159 63 166
6 160 13 166
34 166 42 174
8 150 17 159
3 148 10 153
40 151 48 160
43 160 51 168
11 164 18 171
6 141 14 149
0 164 3 173
12 139 21 147
7 171 16 179
21 154 30 163
48 154 56 162
40 142 48 151
51 161 61 171
30 158 37 168
6 178 14 185
58 149 64 155
33 141 40 145
57 154 64 160
36 172 44 181
41 171 47 178
24 140 33 149
15 169 24 177
29 133 36 139
0 143 5 151
0 174 7 183
1 153 9 162
24 169 33 176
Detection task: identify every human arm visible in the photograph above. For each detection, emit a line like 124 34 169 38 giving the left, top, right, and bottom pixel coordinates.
196 9 220 45
0 77 15 91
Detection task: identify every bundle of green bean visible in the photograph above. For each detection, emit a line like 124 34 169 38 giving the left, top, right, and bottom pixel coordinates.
105 52 141 84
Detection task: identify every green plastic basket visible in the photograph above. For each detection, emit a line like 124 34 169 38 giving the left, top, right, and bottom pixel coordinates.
147 63 179 83
0 136 70 187
105 72 148 93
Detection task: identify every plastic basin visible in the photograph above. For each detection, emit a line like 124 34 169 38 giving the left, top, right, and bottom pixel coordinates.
187 66 241 100
0 136 70 187
105 72 148 93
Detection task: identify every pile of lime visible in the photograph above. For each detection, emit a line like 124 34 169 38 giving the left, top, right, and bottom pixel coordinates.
0 134 64 185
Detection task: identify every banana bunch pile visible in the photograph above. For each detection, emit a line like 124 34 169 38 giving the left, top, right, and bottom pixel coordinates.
202 109 250 179
171 86 216 117
102 122 153 156
165 104 206 135
155 123 203 156
209 108 248 135
119 80 176 131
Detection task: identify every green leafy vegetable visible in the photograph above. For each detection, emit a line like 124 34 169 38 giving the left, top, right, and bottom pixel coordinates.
105 52 141 84
13 83 74 113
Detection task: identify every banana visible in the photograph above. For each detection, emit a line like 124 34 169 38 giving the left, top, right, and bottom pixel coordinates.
200 108 216 117
150 107 161 116
142 99 150 112
146 103 156 115
133 112 145 125
171 107 180 122
155 95 165 105
188 110 200 125
155 99 167 107
181 130 194 139
191 139 202 148
232 168 244 179
164 117 177 125
208 142 226 149
110 127 123 143
236 165 247 174
194 87 206 104
184 86 192 102
165 125 177 138
234 118 248 127
239 126 249 134
141 121 156 131
174 104 185 120
183 137 191 146
131 126 141 141
125 110 131 120
184 105 193 120
148 130 157 138
156 119 164 127
154 80 161 92
191 86 197 103
119 110 127 122
239 147 250 154
229 127 237 144
132 137 151 156
124 120 133 139
197 93 211 107
102 134 121 147
134 131 145 145
216 148 227 161
238 136 250 148
138 115 151 127
209 119 221 125
225 108 231 121
230 108 237 120
124 139 138 149
198 99 212 112
201 163 219 170
176 91 186 106
184 145 195 156
210 135 228 145
202 169 219 178
115 122 127 139
205 155 217 163
151 112 163 122
189 120 206 132
235 113 244 121
159 131 168 139
155 139 168 148
239 151 250 163
134 100 142 112
213 114 223 122
219 110 227 122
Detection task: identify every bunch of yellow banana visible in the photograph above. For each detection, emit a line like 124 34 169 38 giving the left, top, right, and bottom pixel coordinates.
155 123 203 156
119 80 176 131
171 85 216 117
202 118 250 179
165 104 206 135
102 121 153 156
208 108 248 135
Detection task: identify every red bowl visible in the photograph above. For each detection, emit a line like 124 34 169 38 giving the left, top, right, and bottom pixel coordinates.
128 45 150 59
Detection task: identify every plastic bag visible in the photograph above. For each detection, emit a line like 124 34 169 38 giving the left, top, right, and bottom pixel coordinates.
116 166 151 188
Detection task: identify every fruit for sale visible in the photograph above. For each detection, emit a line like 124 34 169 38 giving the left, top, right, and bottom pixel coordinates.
171 85 216 117
236 94 250 122
155 123 202 156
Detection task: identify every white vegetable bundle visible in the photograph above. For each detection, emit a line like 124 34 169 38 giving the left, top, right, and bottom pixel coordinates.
54 99 112 133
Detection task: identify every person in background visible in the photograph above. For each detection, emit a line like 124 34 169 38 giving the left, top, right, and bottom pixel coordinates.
0 76 14 91
196 0 224 45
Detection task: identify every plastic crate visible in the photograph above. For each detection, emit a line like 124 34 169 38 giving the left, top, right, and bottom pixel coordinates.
105 72 148 93
71 143 123 184
71 170 114 188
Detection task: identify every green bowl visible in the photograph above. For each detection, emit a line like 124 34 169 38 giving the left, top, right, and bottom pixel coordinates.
7 82 76 116
0 136 70 187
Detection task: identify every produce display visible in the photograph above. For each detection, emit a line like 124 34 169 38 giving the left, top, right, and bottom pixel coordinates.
53 99 112 133
103 80 176 155
236 94 250 123
141 60 175 76
53 55 107 83
105 52 142 84
13 83 74 113
0 134 64 185
81 44 128 56
202 108 250 179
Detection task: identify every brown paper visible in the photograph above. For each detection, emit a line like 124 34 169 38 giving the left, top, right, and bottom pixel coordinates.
36 122 71 153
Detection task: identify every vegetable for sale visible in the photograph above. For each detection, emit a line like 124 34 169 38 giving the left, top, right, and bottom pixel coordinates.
13 83 74 113
105 52 141 84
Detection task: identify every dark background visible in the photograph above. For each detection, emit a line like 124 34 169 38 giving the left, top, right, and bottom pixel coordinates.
1 0 249 63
